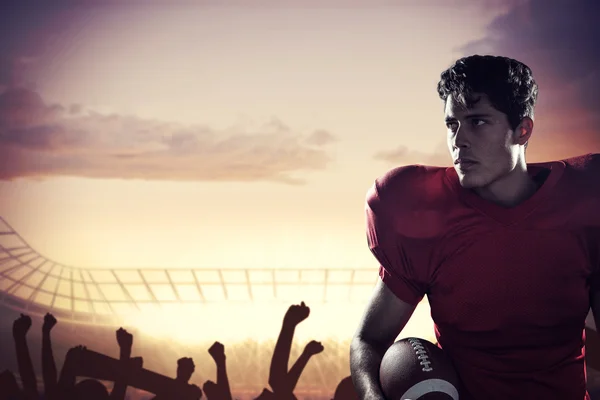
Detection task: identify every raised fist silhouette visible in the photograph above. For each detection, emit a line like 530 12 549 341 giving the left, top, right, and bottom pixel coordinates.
208 341 226 363
43 313 57 333
13 314 32 338
304 340 324 356
284 301 310 326
116 327 133 350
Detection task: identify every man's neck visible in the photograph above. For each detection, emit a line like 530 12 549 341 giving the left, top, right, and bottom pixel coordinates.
473 163 541 208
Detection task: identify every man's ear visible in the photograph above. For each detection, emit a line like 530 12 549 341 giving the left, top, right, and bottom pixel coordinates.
515 117 533 145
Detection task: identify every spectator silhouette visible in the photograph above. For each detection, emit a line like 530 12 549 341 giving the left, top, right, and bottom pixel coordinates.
331 376 359 400
57 326 142 400
176 358 195 384
0 369 23 400
2 304 344 400
150 357 201 400
203 342 232 400
253 301 323 400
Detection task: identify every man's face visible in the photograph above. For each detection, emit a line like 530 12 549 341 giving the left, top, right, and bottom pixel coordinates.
445 93 522 189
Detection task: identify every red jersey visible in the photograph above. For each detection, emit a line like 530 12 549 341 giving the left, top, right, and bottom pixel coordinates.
365 154 600 400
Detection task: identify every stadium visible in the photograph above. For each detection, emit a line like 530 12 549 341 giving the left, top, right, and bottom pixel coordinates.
3 216 600 399
0 216 436 399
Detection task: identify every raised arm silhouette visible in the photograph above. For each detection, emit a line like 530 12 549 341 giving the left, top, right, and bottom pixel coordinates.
42 313 58 400
110 328 142 400
268 301 307 396
286 339 323 395
12 314 39 400
203 342 232 400
250 301 322 400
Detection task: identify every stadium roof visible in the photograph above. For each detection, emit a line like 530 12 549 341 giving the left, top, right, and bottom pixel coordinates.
0 217 377 325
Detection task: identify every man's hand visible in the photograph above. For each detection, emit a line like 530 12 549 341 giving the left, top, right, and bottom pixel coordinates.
13 314 32 338
283 301 310 326
116 328 133 351
43 313 57 333
303 340 324 356
208 341 226 363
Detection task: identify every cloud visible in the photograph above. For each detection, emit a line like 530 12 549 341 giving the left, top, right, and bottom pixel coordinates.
0 89 335 184
304 129 337 146
456 0 600 150
0 2 343 184
373 145 450 167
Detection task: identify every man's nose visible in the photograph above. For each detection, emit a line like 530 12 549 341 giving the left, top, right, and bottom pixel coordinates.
452 126 470 149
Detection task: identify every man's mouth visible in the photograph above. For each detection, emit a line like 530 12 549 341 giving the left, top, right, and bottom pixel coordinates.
455 159 477 170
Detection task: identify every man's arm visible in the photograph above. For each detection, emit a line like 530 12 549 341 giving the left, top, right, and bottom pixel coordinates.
350 280 417 400
286 340 323 393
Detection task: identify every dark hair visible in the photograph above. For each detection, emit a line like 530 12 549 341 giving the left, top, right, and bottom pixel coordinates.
437 55 538 147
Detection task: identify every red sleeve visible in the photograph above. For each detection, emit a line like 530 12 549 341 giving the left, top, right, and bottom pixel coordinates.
592 154 600 293
591 263 600 294
581 154 600 293
365 178 429 306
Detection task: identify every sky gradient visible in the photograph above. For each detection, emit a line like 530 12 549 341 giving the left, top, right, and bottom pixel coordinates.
0 0 598 273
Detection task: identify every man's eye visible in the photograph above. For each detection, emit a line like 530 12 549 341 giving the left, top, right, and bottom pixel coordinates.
446 122 458 130
473 119 486 126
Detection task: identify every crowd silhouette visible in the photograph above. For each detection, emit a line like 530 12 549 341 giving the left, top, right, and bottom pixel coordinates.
0 302 359 400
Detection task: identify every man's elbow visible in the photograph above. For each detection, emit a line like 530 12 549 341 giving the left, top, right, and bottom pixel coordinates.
351 333 389 363
353 327 393 350
350 332 369 357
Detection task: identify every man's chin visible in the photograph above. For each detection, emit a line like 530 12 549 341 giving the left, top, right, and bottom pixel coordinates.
457 174 480 189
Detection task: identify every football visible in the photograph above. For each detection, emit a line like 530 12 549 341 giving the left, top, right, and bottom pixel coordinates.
379 338 460 400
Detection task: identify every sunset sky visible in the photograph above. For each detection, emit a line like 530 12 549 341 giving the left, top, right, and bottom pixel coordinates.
0 0 599 273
